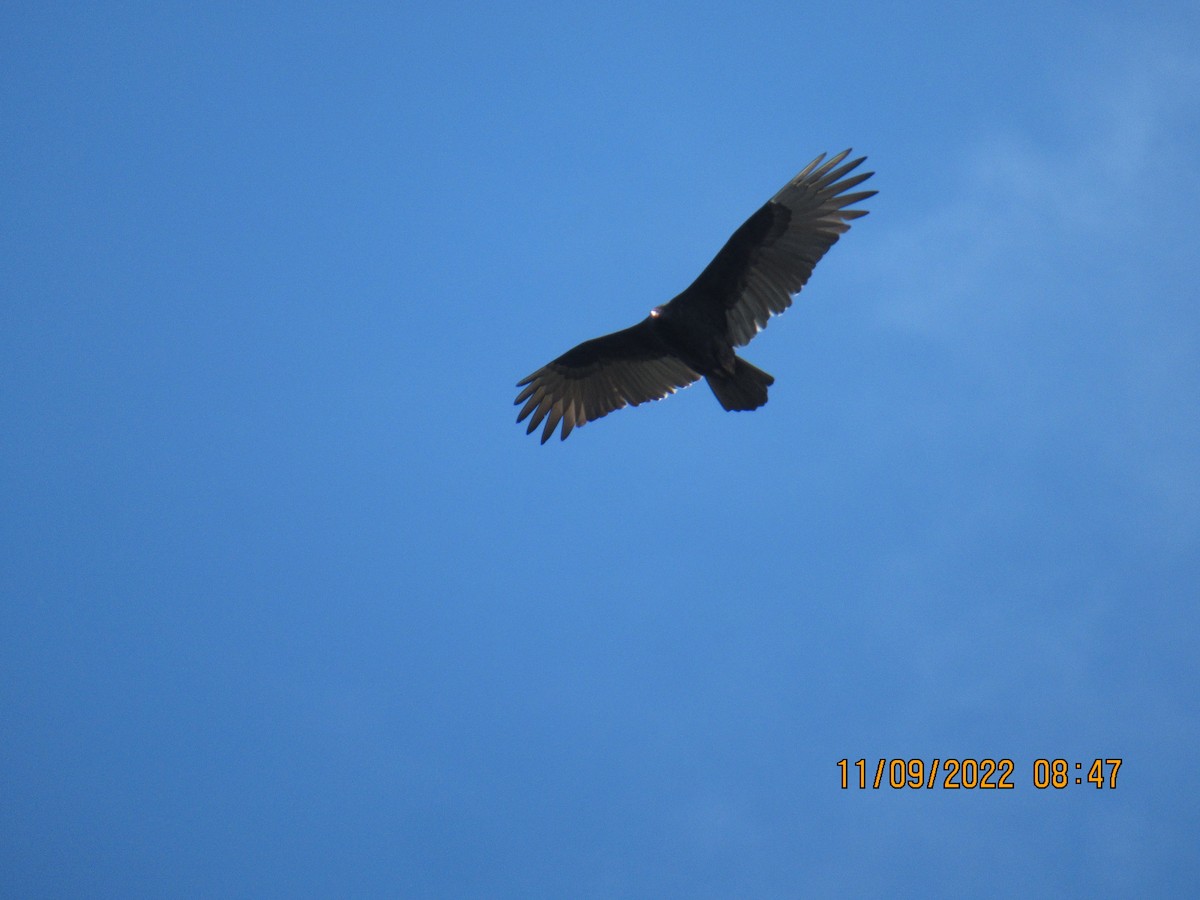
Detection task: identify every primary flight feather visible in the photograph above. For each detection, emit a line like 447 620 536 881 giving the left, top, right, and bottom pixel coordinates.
515 150 876 443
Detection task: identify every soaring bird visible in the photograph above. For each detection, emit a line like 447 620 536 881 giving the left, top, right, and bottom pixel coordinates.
515 150 875 443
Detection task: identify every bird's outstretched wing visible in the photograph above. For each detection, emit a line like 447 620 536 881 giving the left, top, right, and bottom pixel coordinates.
672 150 876 346
515 319 700 443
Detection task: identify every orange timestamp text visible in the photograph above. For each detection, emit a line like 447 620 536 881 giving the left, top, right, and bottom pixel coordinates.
836 758 1122 790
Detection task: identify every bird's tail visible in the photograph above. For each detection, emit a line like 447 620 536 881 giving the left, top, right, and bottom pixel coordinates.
706 357 774 412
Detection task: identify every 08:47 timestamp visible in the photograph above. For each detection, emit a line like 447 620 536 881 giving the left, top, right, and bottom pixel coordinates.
836 758 1123 790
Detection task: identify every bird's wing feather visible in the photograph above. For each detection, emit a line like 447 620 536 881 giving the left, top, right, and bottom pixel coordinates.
515 319 700 443
672 150 876 347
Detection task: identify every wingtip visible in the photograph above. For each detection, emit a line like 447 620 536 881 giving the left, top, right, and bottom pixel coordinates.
777 149 871 201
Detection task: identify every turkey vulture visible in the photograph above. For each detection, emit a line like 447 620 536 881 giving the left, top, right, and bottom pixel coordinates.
515 150 875 443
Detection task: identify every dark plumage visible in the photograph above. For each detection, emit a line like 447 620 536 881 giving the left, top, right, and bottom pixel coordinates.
515 150 876 443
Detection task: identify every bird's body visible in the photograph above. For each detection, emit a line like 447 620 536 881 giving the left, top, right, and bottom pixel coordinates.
516 150 875 442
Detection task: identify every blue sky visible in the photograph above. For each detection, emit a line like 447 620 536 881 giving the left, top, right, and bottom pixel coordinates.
3 2 1198 896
